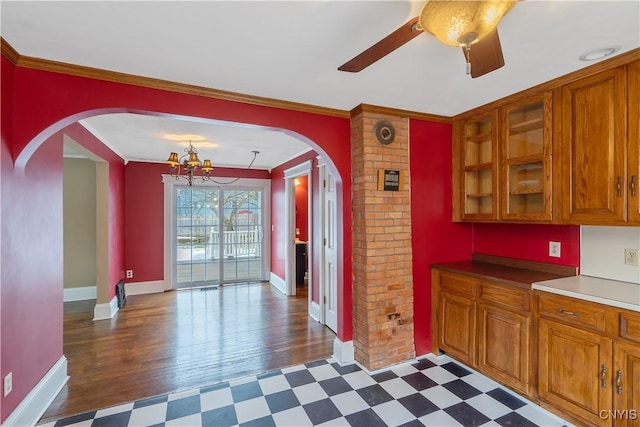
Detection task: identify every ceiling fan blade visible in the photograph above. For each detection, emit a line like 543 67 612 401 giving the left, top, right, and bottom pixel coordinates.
338 17 423 73
464 29 505 78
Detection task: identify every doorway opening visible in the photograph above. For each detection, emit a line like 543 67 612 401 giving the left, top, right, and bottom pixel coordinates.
62 134 111 319
164 177 271 290
284 161 312 311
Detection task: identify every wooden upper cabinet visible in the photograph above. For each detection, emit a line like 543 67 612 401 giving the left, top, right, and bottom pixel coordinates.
451 53 638 225
559 67 628 224
627 61 640 223
454 110 499 221
501 92 553 221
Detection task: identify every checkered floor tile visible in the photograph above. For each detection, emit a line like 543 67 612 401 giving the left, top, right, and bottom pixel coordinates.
39 354 570 427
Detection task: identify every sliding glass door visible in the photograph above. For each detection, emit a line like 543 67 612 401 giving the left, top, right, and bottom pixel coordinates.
220 190 263 282
174 186 264 288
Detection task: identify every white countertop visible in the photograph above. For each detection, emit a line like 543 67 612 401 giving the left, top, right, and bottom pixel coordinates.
532 275 640 312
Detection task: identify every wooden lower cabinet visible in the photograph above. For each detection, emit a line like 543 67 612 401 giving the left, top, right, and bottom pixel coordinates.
613 342 640 426
538 318 613 427
536 293 640 427
433 265 640 427
477 303 531 395
439 291 476 366
432 268 534 398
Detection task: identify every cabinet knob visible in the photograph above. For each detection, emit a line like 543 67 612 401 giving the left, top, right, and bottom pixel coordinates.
616 370 623 395
601 364 608 388
632 175 637 197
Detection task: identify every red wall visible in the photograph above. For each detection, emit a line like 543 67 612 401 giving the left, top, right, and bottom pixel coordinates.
9 65 352 344
295 176 309 242
124 162 271 283
125 162 166 282
473 223 580 267
1 126 65 425
0 56 12 419
408 119 581 357
409 119 473 355
3 62 351 421
0 105 128 419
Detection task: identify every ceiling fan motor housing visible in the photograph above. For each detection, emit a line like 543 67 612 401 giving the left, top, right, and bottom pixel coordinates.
419 0 517 47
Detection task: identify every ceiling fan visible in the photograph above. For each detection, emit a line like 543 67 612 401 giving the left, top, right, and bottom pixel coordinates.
338 0 517 78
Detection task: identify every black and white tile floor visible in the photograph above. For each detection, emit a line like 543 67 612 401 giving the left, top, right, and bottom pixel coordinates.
39 354 570 427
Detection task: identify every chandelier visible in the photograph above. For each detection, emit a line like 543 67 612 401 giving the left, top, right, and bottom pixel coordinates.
166 141 213 186
167 142 260 186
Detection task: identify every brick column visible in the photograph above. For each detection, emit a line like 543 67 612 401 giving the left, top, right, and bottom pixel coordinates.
351 105 415 370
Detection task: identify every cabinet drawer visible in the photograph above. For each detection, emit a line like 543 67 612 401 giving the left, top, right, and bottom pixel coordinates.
620 310 640 343
440 272 477 296
479 281 530 311
537 292 606 332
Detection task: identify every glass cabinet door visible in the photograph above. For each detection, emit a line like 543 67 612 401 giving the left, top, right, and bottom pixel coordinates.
460 111 499 220
501 92 552 221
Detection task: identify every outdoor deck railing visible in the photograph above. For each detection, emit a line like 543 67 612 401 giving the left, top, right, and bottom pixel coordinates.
205 227 261 259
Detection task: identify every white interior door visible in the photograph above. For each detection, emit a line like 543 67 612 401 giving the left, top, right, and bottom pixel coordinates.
323 168 338 332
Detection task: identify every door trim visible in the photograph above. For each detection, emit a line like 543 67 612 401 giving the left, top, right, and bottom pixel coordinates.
284 160 313 304
162 175 271 289
317 159 327 325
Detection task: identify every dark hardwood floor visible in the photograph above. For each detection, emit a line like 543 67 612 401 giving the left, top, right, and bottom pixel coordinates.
40 281 334 423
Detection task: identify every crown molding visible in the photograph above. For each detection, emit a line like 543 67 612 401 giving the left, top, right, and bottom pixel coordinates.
1 37 457 123
1 37 350 119
454 47 640 120
1 38 20 64
350 103 452 123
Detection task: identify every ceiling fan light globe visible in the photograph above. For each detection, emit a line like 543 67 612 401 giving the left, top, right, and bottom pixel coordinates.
419 0 516 47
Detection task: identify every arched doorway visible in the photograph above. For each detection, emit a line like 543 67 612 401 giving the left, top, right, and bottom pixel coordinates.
2 60 354 423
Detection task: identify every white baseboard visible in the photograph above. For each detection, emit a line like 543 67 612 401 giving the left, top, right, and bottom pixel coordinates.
63 285 96 302
269 272 286 295
93 295 119 321
125 280 166 296
309 301 321 322
2 356 68 427
332 338 354 366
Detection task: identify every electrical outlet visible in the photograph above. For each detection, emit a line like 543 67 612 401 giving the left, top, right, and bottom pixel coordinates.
549 241 561 258
625 248 639 266
4 372 12 397
126 270 133 279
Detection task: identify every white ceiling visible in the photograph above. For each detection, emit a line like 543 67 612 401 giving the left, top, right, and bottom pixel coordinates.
2 1 639 168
